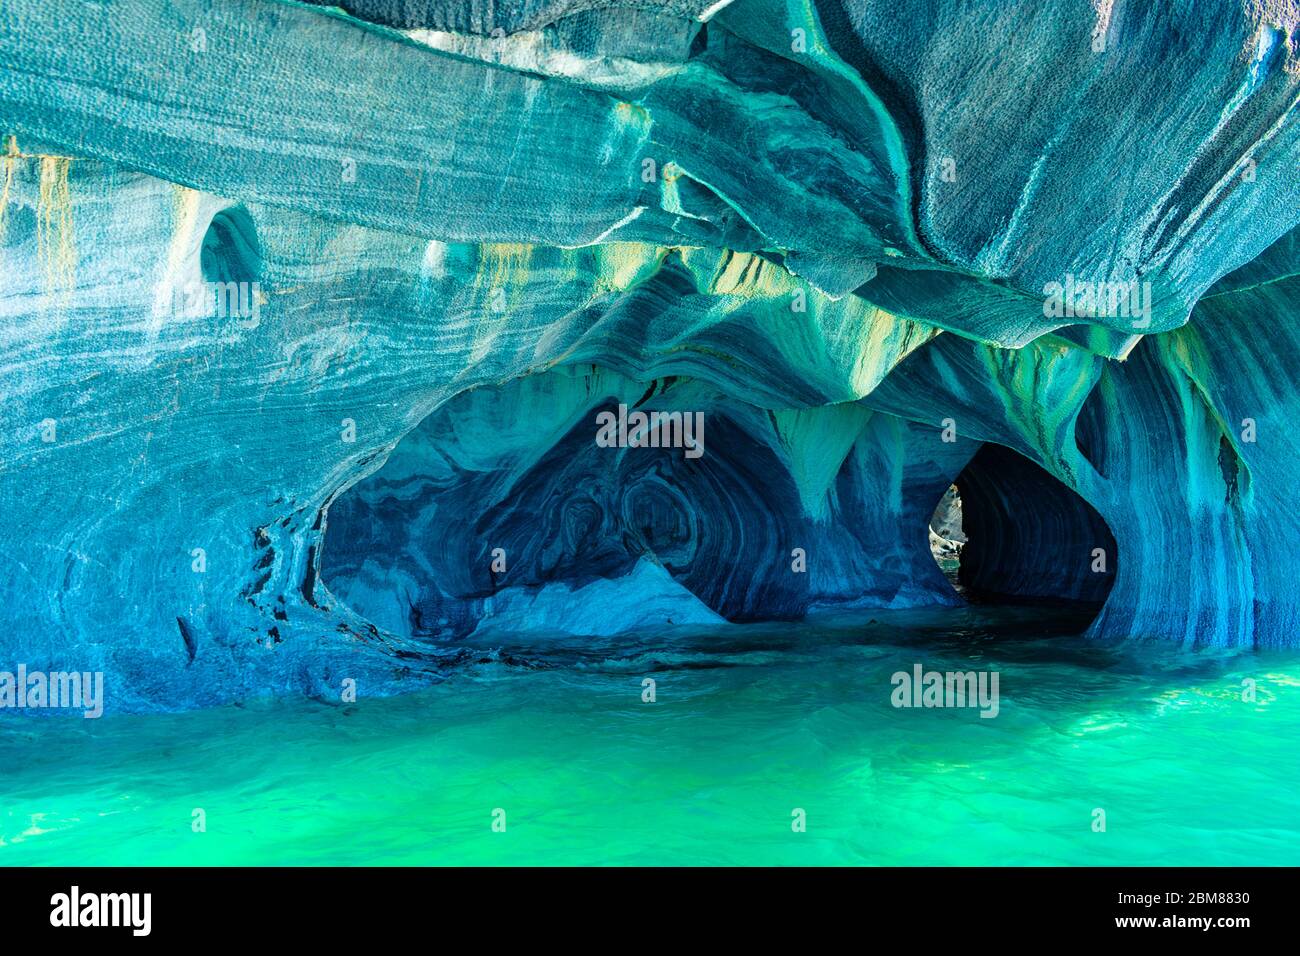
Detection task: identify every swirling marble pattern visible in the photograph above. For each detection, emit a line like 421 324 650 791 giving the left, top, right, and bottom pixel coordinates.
0 0 1297 710
321 366 974 638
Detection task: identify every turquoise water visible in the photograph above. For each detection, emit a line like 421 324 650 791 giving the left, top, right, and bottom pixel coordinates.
2 605 1297 866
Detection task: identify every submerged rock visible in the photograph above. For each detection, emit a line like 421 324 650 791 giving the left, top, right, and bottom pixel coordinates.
0 0 1297 710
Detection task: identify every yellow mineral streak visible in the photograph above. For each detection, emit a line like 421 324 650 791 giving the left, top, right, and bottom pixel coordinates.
852 308 937 399
477 242 532 293
37 154 76 304
707 250 787 298
592 242 663 294
0 136 17 250
469 243 534 363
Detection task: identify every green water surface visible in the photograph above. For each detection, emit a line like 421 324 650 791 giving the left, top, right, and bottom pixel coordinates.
2 605 1296 865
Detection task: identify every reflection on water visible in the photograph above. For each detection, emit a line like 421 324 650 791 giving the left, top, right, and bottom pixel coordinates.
1 604 1295 866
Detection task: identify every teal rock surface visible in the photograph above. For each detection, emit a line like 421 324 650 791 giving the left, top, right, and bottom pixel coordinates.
0 0 1297 711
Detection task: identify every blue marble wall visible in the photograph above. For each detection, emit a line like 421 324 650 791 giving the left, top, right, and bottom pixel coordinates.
0 0 1296 710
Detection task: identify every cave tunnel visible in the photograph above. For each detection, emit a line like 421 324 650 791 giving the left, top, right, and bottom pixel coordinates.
321 367 1118 642
931 442 1118 625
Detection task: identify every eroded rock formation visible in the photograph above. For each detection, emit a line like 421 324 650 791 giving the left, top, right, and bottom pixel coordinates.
0 0 1296 710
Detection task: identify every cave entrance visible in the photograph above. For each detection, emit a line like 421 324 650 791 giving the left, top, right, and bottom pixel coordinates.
320 364 1009 642
320 365 1119 642
930 443 1116 626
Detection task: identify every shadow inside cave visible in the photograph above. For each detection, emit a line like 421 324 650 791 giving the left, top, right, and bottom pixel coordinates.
930 443 1117 632
319 366 1118 646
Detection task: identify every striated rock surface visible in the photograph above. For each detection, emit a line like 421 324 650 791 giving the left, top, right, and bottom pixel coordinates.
0 0 1297 710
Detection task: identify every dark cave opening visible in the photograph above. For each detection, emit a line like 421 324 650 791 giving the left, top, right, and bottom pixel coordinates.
318 366 980 641
201 204 262 287
316 370 830 640
935 443 1117 628
320 367 1118 643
